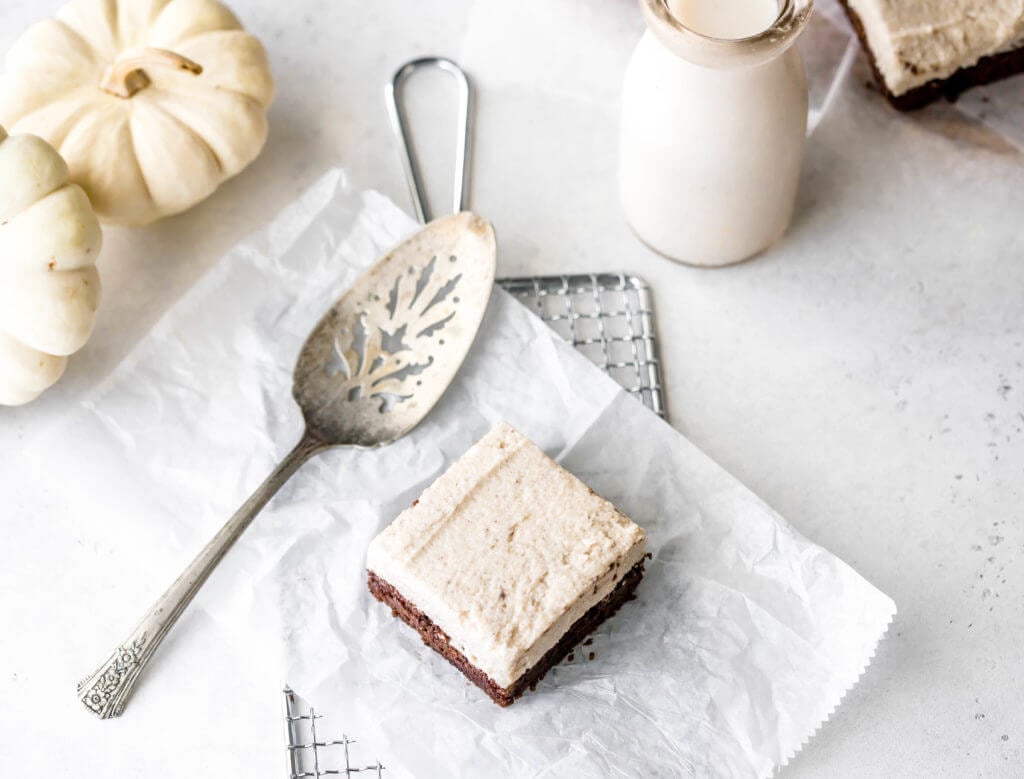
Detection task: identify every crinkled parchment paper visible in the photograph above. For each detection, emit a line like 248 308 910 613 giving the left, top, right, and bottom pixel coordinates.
30 169 894 778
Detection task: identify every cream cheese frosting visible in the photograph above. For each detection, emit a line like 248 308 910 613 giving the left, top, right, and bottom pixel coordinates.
847 0 1024 95
366 422 647 689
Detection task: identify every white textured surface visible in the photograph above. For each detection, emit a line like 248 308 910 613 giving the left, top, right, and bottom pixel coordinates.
366 422 647 689
0 0 1021 776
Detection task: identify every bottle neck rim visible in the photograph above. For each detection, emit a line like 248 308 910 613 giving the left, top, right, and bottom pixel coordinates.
641 0 814 69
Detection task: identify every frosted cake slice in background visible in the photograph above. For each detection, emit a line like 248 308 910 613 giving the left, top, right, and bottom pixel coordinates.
841 0 1024 109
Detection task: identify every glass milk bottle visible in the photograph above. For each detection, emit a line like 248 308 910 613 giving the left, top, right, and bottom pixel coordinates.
619 0 814 267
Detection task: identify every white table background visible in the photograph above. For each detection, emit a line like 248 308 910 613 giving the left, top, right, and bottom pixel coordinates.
0 0 1021 776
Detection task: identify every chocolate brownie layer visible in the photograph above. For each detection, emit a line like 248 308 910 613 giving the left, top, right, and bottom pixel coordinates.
368 559 646 706
840 0 1024 111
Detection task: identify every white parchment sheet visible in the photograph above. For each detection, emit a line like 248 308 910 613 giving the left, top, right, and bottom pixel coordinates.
30 169 894 778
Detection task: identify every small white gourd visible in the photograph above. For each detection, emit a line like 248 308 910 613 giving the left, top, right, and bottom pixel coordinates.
0 125 102 406
0 0 275 226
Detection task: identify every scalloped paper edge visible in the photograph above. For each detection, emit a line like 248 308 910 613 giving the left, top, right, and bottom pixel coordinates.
774 604 898 775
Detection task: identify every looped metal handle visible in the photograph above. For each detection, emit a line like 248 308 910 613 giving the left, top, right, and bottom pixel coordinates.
385 57 473 225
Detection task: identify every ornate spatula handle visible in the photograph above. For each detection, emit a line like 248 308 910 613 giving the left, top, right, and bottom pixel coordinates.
78 632 150 718
78 433 327 718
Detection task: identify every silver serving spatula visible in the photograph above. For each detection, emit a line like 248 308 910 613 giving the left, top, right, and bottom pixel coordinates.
79 58 495 718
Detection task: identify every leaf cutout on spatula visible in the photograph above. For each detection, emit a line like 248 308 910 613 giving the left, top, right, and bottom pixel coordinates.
324 256 466 414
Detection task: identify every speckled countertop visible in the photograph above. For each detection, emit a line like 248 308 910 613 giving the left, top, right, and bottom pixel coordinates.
0 0 1020 775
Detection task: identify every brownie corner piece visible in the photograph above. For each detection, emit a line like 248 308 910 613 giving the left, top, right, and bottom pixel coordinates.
839 0 1024 111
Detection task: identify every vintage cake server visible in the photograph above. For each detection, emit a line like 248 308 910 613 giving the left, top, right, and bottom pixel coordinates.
78 58 494 718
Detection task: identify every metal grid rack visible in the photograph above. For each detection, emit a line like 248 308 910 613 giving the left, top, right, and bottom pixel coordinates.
284 688 385 777
283 271 664 776
498 273 666 419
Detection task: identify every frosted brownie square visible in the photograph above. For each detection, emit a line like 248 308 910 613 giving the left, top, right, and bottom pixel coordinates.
366 422 647 706
841 0 1024 109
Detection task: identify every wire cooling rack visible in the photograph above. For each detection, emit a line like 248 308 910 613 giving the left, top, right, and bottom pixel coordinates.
283 688 384 778
283 271 664 776
498 273 665 419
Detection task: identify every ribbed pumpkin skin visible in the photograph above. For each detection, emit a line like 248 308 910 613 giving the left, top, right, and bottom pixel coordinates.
0 125 102 406
0 0 275 226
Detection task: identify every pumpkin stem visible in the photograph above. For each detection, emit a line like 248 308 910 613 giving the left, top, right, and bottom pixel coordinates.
100 47 203 99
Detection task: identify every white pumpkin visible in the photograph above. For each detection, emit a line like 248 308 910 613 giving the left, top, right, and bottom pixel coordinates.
0 125 102 406
0 0 275 226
